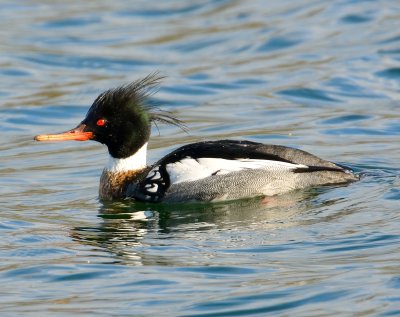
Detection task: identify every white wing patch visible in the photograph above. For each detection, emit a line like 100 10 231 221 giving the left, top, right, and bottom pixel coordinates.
166 157 307 185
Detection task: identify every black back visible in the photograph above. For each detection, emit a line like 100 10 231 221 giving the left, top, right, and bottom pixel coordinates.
154 140 345 169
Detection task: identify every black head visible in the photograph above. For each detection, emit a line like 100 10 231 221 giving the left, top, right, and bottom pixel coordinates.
34 74 186 159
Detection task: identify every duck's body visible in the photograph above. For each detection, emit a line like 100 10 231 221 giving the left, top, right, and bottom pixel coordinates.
114 140 357 202
35 75 358 202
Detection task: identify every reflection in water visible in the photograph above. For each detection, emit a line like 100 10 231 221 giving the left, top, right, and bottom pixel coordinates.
71 189 336 265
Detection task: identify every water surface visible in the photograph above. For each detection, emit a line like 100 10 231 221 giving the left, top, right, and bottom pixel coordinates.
1 0 400 316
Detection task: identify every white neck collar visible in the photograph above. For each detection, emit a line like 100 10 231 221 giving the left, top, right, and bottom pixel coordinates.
105 142 147 173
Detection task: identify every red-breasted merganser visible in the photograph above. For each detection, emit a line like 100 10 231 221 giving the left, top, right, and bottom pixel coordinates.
35 74 359 202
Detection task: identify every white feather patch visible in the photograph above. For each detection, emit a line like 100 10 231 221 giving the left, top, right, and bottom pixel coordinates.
105 142 147 173
166 157 307 184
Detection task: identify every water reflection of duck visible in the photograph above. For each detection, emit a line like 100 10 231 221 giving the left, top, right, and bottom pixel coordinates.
71 191 319 265
35 74 358 202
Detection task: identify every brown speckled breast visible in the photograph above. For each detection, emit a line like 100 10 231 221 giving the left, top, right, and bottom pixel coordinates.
99 168 148 200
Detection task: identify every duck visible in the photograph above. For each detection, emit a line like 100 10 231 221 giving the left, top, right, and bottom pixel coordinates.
34 74 359 202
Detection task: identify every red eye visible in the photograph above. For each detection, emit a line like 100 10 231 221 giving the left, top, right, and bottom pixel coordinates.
96 119 106 126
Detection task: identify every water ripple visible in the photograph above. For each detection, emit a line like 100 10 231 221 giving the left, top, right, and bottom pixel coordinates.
1 0 399 316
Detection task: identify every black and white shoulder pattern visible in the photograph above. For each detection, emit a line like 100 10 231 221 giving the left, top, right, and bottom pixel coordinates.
128 164 170 202
131 140 348 202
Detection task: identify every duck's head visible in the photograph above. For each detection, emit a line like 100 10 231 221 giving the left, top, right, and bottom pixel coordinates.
35 74 185 159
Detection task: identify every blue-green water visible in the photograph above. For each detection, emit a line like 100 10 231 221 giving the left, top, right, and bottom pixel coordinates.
1 1 400 316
